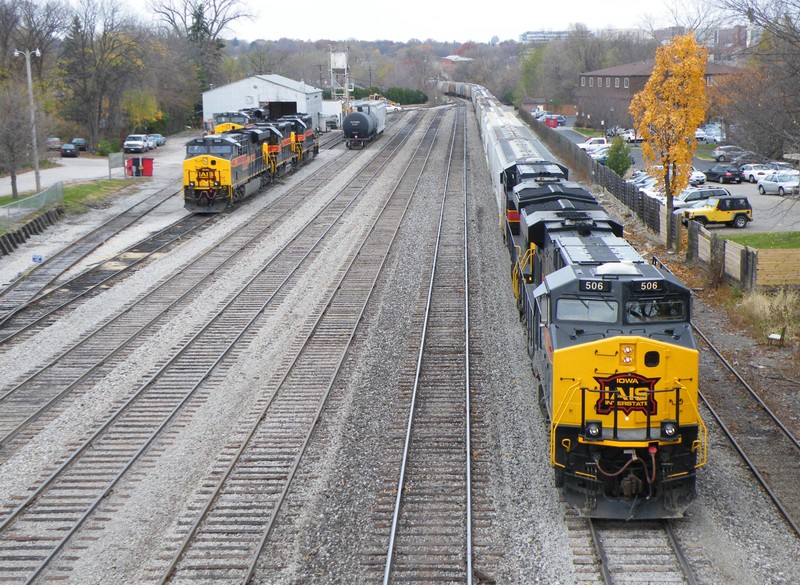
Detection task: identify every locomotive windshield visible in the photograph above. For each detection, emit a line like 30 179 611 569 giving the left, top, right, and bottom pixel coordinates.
186 145 208 155
556 299 618 323
625 298 686 323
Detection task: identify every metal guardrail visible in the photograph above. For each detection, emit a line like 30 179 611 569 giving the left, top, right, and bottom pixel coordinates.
0 182 64 228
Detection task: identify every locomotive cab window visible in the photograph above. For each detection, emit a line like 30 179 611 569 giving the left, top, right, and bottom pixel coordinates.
209 145 233 155
625 298 686 323
187 145 209 155
556 298 618 323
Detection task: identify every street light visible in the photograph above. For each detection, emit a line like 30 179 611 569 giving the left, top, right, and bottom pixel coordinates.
14 48 41 193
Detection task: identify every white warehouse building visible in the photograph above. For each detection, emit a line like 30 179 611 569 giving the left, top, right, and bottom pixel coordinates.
202 74 324 131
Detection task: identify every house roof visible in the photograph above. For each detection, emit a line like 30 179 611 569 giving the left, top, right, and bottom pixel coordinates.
582 59 740 77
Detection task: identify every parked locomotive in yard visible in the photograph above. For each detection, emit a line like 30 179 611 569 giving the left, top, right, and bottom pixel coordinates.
341 99 386 149
183 113 319 213
440 80 707 520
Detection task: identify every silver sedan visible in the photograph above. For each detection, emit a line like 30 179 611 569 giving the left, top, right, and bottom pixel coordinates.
757 172 800 196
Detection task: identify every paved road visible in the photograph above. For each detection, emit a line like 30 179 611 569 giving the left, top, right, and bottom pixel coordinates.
0 132 200 199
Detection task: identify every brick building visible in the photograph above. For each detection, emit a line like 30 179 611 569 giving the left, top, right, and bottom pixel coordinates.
575 60 739 130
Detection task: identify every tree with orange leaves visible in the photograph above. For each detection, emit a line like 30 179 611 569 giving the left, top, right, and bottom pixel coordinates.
629 34 708 248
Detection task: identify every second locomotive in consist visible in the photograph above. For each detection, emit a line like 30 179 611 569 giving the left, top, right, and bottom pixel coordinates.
342 100 386 149
441 81 707 520
183 114 319 213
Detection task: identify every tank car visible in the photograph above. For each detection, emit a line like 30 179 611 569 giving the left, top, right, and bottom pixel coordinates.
342 100 386 149
448 81 707 520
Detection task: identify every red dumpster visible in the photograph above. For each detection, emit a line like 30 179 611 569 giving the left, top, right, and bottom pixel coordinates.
141 157 154 177
126 157 143 176
544 116 558 128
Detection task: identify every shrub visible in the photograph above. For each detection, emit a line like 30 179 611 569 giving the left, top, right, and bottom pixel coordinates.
95 140 120 156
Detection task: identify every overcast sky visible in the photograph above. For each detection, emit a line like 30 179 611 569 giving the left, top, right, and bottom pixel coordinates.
222 0 674 44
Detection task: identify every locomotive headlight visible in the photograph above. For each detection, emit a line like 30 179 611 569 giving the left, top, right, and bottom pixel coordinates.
621 344 634 365
189 181 195 187
585 421 603 440
661 420 678 438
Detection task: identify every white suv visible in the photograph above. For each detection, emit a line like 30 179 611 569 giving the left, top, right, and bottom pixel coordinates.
124 134 149 153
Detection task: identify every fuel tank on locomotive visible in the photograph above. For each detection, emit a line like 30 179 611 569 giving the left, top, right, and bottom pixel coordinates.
342 100 386 149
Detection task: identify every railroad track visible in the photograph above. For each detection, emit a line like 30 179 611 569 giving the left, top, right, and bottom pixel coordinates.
693 324 800 537
0 184 180 320
0 111 435 583
355 107 474 583
0 131 345 343
153 110 450 585
0 118 420 462
587 518 696 584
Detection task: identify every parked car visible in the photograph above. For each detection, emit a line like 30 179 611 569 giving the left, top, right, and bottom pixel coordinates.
71 137 89 151
592 146 635 167
60 143 79 157
765 161 795 172
553 114 566 126
712 145 747 162
689 166 706 185
681 195 753 228
123 134 149 153
606 125 625 137
618 128 643 143
46 137 62 151
577 136 609 151
730 151 767 167
148 133 166 146
757 172 800 196
739 163 770 183
704 164 744 184
672 186 730 209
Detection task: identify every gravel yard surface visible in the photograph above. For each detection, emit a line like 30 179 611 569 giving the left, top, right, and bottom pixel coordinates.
0 107 798 583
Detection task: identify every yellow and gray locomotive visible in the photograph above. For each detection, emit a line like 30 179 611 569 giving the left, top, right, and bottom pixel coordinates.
183 115 318 213
507 164 707 519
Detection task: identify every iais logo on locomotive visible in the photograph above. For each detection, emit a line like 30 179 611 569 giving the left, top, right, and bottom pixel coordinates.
593 372 659 416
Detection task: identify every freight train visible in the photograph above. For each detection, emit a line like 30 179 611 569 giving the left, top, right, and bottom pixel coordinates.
440 81 707 520
342 99 386 149
183 114 319 213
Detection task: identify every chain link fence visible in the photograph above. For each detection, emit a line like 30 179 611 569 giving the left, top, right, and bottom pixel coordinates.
0 182 64 229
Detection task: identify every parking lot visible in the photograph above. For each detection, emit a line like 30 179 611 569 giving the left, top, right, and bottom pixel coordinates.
557 126 800 234
691 174 800 233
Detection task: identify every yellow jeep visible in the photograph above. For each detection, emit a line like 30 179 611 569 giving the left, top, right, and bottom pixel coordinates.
681 195 752 228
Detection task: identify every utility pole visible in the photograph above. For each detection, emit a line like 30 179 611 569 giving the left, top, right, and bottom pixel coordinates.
14 48 41 193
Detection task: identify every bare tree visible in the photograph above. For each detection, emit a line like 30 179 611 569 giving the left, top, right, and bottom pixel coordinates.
714 0 800 153
15 0 70 77
0 80 39 198
0 0 21 73
148 0 251 40
59 0 145 145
